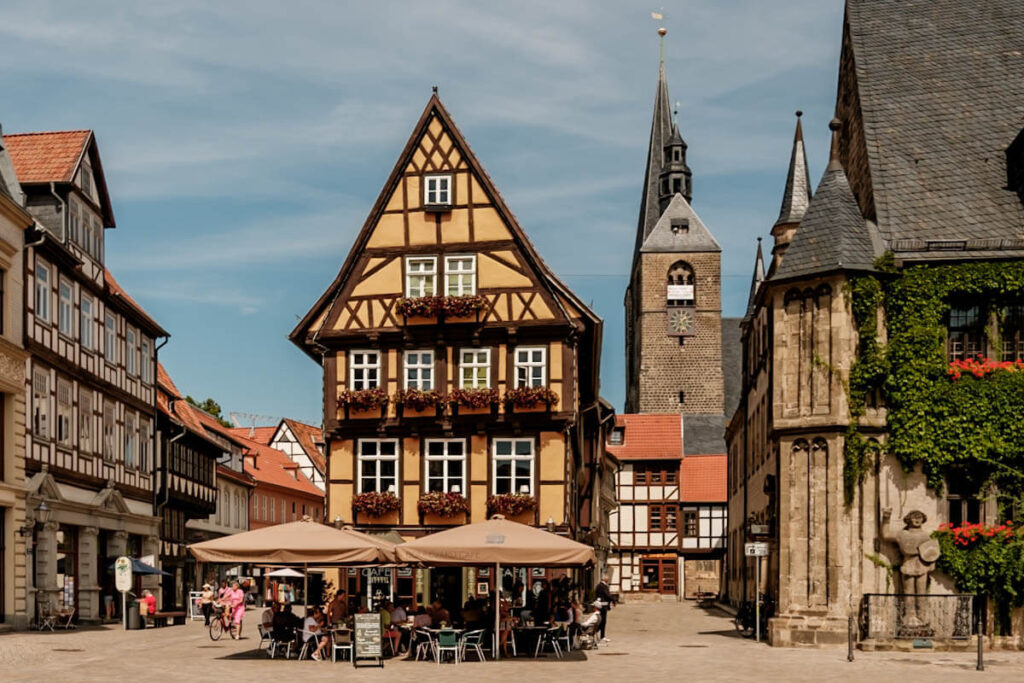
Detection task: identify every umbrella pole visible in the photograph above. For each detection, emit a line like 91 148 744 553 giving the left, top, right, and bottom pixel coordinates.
495 562 500 661
304 563 309 617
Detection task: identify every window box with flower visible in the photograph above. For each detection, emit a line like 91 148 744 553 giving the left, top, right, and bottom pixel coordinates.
486 493 537 523
394 389 446 419
395 294 487 324
449 387 499 417
338 387 389 419
504 386 559 412
352 491 401 524
417 491 470 524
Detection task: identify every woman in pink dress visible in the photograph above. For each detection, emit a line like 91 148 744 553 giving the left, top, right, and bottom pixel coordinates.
229 581 246 638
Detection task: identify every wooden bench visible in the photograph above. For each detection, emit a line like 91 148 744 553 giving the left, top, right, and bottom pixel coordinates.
150 611 187 627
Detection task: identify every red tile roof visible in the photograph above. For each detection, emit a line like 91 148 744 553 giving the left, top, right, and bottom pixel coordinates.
217 463 254 487
605 414 683 460
227 425 276 444
282 418 326 474
3 130 90 183
105 269 167 336
233 432 324 499
156 362 247 451
680 454 728 503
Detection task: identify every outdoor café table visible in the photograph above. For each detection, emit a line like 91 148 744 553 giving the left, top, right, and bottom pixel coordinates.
514 624 549 657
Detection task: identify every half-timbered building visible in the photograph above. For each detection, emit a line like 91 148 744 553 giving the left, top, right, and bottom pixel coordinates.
291 94 613 614
231 418 326 492
4 130 167 623
607 414 726 599
0 127 32 628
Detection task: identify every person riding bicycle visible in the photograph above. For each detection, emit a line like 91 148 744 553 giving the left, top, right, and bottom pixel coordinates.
227 581 246 639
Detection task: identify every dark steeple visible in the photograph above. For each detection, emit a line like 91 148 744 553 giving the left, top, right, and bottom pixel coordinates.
744 237 766 319
769 111 812 276
774 118 881 281
635 29 688 251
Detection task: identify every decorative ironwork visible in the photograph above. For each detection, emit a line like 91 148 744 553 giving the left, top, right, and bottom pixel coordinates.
862 593 973 640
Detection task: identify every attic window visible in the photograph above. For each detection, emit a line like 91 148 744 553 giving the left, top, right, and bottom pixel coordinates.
424 174 452 209
671 219 689 234
609 427 624 446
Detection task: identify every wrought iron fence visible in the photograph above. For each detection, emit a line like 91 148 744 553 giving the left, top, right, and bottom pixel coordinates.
862 593 973 640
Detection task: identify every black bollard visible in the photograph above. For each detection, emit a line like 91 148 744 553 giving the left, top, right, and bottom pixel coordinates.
847 615 854 662
977 605 984 672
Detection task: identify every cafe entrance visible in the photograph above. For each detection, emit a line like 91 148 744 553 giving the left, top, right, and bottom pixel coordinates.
640 555 678 595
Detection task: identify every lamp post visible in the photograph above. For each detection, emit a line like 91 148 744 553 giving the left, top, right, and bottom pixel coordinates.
333 515 343 530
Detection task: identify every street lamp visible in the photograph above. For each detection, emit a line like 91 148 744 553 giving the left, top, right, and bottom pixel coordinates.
17 500 52 537
333 515 343 529
546 517 555 532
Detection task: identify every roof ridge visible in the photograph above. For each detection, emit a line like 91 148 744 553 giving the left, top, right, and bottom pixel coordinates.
3 129 92 138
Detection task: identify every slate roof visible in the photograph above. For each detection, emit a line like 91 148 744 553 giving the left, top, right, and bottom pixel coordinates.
3 130 90 184
634 58 678 251
0 125 24 204
775 113 812 228
721 317 742 420
774 135 882 281
846 0 1024 257
744 240 765 318
640 193 720 253
605 414 682 461
680 454 727 503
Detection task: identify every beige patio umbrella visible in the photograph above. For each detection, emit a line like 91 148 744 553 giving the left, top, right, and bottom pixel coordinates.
189 519 397 564
395 515 595 660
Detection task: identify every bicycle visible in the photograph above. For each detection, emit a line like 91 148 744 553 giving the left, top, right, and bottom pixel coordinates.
733 593 773 639
209 605 237 641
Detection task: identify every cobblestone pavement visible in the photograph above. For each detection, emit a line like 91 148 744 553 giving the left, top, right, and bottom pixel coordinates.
1 601 1022 682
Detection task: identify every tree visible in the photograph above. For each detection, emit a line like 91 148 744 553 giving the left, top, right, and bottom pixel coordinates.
185 395 233 428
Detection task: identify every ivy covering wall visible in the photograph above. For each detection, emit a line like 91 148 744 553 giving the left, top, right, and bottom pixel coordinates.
845 259 1024 504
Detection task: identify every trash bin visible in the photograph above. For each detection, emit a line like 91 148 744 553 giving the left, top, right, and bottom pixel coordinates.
126 603 142 630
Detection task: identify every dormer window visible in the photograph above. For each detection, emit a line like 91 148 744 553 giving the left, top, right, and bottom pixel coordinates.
424 174 452 208
609 427 624 446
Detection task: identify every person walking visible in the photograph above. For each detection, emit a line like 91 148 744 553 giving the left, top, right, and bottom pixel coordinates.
228 581 246 639
200 583 215 626
595 572 616 642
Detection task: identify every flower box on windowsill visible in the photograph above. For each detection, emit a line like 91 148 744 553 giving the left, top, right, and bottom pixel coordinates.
418 492 469 525
394 390 446 419
449 388 499 417
395 295 486 324
355 509 400 526
352 491 401 524
339 388 389 420
486 493 537 520
504 386 559 413
422 511 466 525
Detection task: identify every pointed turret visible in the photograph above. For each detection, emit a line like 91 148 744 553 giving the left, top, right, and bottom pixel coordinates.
774 118 881 281
0 124 24 205
769 111 812 275
744 238 766 319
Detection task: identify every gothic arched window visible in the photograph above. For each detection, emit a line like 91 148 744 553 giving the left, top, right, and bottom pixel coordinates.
667 262 695 306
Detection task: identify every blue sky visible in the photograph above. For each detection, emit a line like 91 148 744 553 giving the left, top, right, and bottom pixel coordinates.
0 1 844 423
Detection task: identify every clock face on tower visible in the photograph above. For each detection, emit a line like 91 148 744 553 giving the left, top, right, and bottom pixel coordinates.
667 306 696 337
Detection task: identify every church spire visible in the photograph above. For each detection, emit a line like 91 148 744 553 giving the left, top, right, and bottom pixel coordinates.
769 111 812 275
635 28 689 251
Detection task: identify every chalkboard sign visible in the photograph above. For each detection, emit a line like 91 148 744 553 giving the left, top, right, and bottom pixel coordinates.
353 613 383 667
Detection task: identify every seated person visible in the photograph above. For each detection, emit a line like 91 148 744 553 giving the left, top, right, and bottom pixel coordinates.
302 606 330 661
137 590 157 625
581 605 601 630
412 606 432 629
429 600 451 627
261 602 278 632
272 603 300 642
378 600 393 628
390 600 408 625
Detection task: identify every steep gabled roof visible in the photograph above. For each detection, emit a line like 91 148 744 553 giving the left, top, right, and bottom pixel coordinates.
281 418 326 474
640 193 720 254
606 414 683 461
290 93 601 362
774 121 881 281
233 432 323 498
3 129 115 226
680 454 727 503
106 269 168 337
844 0 1024 258
744 239 766 318
0 124 25 205
228 425 276 445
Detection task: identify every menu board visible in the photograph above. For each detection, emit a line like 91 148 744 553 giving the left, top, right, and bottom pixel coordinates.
353 613 383 666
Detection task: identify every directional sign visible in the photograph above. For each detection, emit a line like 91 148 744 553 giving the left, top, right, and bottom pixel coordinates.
745 542 769 557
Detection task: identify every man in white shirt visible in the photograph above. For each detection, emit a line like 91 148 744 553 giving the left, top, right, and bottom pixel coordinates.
302 606 329 661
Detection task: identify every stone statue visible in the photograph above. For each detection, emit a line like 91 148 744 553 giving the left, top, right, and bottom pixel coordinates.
881 508 941 631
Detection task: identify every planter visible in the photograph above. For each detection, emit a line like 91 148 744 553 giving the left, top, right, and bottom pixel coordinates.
403 315 436 326
400 404 442 419
422 511 467 526
504 386 559 412
347 405 386 420
355 509 399 526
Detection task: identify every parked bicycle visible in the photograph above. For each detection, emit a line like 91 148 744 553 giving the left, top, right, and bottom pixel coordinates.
734 593 773 639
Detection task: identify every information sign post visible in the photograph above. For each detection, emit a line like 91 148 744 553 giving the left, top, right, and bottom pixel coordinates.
114 556 133 631
744 542 769 642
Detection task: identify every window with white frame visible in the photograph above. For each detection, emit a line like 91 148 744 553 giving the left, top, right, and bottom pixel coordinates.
357 439 399 494
514 347 547 387
125 327 138 376
140 337 152 383
104 313 117 364
493 438 535 495
124 411 137 468
404 350 434 390
349 350 380 390
139 416 152 471
102 399 116 461
58 279 73 337
424 174 452 206
56 378 73 447
79 390 93 454
425 439 466 494
34 261 50 323
459 348 490 388
444 255 476 296
80 295 94 350
32 369 49 439
405 256 437 298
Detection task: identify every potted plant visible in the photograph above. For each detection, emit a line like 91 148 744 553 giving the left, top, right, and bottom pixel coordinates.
338 387 389 419
393 389 446 418
352 491 401 522
395 296 440 320
504 386 559 411
486 493 537 521
449 387 499 416
437 294 487 320
417 491 470 524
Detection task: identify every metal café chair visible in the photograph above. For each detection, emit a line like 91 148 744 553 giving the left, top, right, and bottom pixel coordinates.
332 630 353 662
534 626 563 659
435 629 461 664
460 628 487 661
414 628 436 661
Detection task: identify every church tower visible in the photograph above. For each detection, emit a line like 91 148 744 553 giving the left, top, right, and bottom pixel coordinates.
624 29 724 440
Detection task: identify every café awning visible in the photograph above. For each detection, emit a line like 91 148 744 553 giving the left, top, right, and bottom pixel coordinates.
189 519 396 565
394 515 595 566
